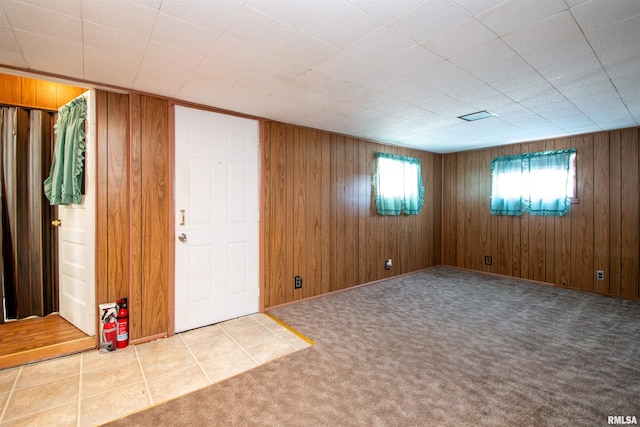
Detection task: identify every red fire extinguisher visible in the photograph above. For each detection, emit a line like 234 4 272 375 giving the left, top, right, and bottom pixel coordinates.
116 298 129 349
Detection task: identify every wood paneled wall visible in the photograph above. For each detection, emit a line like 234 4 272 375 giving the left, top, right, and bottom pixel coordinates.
96 91 170 341
442 128 640 300
0 73 85 110
263 122 442 308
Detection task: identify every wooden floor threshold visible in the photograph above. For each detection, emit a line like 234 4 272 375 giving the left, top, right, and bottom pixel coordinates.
0 336 96 371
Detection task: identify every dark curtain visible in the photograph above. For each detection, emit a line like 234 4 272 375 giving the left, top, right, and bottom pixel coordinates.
0 106 57 322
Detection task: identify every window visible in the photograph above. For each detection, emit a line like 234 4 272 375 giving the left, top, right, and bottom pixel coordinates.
373 152 424 215
490 149 576 216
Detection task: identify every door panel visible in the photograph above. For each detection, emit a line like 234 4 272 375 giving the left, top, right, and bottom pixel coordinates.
174 106 259 333
58 90 96 336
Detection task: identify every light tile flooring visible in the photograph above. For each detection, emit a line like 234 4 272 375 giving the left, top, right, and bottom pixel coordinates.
0 313 311 427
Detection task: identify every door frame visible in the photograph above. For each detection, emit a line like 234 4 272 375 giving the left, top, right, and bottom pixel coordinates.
167 102 265 336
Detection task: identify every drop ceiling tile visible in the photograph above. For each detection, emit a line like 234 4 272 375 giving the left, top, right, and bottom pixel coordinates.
546 66 609 92
302 0 380 49
586 15 640 66
369 75 421 100
134 75 187 98
559 79 617 99
314 53 375 85
535 50 602 83
12 0 81 18
231 71 286 97
273 32 341 68
2 0 82 43
378 45 444 76
271 72 362 107
571 0 640 33
214 88 277 118
387 0 471 42
564 0 590 6
612 72 640 93
362 73 423 99
83 21 148 59
83 46 141 88
451 41 532 84
0 26 26 67
143 41 203 75
207 36 271 71
409 60 477 93
151 13 221 56
0 6 8 26
224 6 298 53
130 0 162 9
420 18 496 58
416 91 461 113
477 0 568 36
0 23 17 49
347 0 424 23
452 0 506 16
573 91 625 111
532 100 582 117
254 55 309 83
346 26 414 65
490 69 548 94
515 85 567 109
175 58 242 103
503 12 590 68
14 30 83 78
244 0 328 29
159 0 242 33
82 0 159 38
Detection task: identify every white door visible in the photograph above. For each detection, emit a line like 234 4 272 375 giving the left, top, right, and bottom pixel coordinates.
57 90 96 336
174 106 259 333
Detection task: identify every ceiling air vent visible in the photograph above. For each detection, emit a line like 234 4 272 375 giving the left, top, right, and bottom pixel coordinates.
457 110 496 121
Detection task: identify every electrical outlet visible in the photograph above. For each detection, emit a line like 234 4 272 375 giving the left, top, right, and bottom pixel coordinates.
385 259 392 270
294 276 302 289
596 270 605 281
484 256 492 265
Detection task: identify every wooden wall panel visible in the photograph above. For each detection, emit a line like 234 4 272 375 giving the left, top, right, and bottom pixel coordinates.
0 73 85 110
263 122 441 308
593 132 610 294
0 73 21 105
96 91 170 342
104 92 130 302
129 94 143 340
442 127 640 301
543 139 557 284
442 154 456 265
554 137 571 287
609 132 623 296
619 128 639 298
571 134 595 291
527 140 547 282
139 95 170 336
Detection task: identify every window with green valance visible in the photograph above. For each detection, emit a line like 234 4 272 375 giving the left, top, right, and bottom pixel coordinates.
490 149 576 216
373 152 424 216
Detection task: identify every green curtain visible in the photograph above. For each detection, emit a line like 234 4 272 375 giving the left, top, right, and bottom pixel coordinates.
490 149 576 216
373 152 424 215
489 154 527 215
43 95 86 205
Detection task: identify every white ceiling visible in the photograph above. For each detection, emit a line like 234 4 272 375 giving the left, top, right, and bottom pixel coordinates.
1 0 639 153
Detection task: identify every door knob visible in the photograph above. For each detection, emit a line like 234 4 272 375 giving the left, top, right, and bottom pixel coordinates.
178 233 187 242
51 219 62 227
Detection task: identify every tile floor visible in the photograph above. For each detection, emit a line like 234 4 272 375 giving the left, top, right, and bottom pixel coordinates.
0 313 312 427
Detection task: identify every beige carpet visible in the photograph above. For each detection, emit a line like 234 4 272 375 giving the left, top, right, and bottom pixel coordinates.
106 267 640 426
